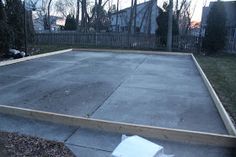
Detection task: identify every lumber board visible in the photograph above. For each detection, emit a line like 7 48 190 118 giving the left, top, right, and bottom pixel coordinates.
72 48 191 56
0 105 235 148
191 54 236 136
0 49 72 67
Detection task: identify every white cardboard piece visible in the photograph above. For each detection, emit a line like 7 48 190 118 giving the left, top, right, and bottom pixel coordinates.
112 135 170 157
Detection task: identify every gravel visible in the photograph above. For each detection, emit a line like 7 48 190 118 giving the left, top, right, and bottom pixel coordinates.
0 131 75 157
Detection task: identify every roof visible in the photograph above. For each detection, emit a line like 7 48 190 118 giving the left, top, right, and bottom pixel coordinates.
111 1 156 15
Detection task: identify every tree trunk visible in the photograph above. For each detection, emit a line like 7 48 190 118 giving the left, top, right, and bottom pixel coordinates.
81 0 87 31
76 0 80 30
95 0 98 32
99 0 102 6
128 0 134 34
167 0 173 51
47 0 52 32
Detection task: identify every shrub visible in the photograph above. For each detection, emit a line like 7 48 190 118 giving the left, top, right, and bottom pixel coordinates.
202 1 227 54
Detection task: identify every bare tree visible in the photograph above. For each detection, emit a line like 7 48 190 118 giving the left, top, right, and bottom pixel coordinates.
167 0 173 51
81 0 87 30
34 0 53 31
128 0 134 34
175 0 187 32
178 0 196 35
55 0 76 18
115 0 119 32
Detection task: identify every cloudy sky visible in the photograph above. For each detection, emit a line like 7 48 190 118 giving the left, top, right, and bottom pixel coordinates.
112 0 234 22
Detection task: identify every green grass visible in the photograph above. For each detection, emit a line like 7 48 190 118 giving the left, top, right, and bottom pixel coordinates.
29 44 73 55
196 53 236 124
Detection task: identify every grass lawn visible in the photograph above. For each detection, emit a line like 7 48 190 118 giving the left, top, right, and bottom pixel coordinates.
196 53 236 125
29 44 73 55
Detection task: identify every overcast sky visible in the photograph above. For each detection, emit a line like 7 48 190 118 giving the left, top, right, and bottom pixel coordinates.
112 0 234 22
33 0 234 22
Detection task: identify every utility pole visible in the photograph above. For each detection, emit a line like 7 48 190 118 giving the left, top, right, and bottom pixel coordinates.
95 0 98 32
167 0 173 51
133 0 137 33
115 0 119 32
47 0 52 32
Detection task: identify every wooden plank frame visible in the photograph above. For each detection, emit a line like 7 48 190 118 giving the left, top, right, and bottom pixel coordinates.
0 105 235 147
191 54 236 136
0 49 72 67
0 48 235 147
72 48 191 56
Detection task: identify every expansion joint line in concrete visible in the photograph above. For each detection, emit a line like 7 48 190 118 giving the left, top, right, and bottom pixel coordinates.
0 105 235 148
66 143 112 153
0 49 235 147
89 56 148 117
64 128 80 143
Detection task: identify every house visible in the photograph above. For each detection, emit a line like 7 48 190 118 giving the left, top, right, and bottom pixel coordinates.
110 0 160 34
201 1 236 39
33 14 65 32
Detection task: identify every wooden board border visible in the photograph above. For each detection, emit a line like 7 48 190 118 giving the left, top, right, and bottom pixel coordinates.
0 49 72 67
191 54 236 136
0 49 235 146
0 105 235 148
72 48 191 56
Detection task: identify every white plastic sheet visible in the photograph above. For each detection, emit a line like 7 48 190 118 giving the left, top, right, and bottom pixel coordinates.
112 135 174 157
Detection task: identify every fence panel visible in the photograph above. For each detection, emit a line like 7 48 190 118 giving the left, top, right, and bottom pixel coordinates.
34 32 234 53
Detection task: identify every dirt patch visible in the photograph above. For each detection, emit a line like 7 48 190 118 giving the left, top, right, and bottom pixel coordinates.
0 131 75 157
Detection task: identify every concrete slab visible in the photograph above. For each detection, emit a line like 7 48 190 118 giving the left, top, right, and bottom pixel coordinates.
66 129 121 152
0 113 233 157
0 113 77 142
92 87 227 134
0 76 121 116
0 50 228 133
67 144 111 157
0 50 233 156
65 128 233 157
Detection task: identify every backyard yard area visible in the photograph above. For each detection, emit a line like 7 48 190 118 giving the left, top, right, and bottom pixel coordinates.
28 46 236 126
196 53 236 125
0 49 235 156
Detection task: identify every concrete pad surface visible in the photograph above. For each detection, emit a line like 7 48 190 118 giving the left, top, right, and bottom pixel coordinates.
0 50 228 133
0 113 77 142
65 128 233 157
67 144 111 157
1 114 231 157
0 114 231 157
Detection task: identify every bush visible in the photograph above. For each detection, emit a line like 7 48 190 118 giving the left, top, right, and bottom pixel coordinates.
0 0 13 56
202 1 227 54
64 14 77 30
0 21 13 56
5 0 25 50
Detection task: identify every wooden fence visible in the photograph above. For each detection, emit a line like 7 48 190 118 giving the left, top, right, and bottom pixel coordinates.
34 32 236 53
35 32 159 49
225 36 236 53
